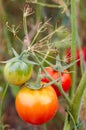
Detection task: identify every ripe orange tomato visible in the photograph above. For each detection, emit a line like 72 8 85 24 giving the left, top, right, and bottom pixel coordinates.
41 67 71 96
4 60 32 86
15 83 59 125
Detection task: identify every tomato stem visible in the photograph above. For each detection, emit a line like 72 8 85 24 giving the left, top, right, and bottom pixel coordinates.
30 1 59 8
36 0 42 22
0 83 9 125
69 0 77 99
42 69 71 105
15 35 24 45
23 9 28 36
76 32 84 75
70 70 86 124
32 52 71 105
63 114 70 130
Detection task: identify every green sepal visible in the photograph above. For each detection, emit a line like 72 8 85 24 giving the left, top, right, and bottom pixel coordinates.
19 50 29 58
53 55 80 72
0 57 19 64
26 68 42 90
26 82 42 90
23 59 39 65
0 48 38 66
12 48 19 57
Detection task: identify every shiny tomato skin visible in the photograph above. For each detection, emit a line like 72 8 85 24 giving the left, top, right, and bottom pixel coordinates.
4 60 32 86
41 67 71 96
15 84 59 125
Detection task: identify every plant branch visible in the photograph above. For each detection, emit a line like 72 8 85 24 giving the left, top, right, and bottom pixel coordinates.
70 70 86 123
63 114 70 130
23 12 28 36
69 0 77 99
32 52 71 105
30 1 59 8
0 83 9 120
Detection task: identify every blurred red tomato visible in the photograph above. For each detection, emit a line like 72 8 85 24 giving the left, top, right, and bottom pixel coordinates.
65 47 86 66
41 67 71 96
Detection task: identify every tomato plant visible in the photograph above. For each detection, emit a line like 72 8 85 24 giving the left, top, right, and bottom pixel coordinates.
15 83 59 125
65 47 86 66
41 67 71 96
4 60 32 86
1 0 86 129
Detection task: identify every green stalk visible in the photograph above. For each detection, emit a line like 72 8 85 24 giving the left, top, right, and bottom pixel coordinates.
69 0 77 99
76 32 83 75
23 13 28 36
16 35 24 45
70 70 86 123
63 114 70 130
31 1 59 8
0 0 12 54
31 52 71 105
0 0 7 24
0 83 9 120
36 0 42 22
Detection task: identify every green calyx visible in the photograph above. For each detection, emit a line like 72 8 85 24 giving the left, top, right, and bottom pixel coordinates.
0 48 38 66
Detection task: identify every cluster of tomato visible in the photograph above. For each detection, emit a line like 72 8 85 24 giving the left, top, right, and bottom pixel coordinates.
4 59 72 125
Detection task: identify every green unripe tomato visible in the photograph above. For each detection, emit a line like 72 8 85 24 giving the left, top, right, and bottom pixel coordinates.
4 60 32 86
